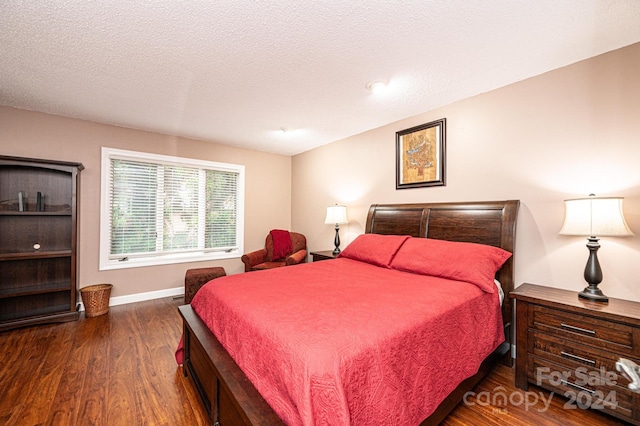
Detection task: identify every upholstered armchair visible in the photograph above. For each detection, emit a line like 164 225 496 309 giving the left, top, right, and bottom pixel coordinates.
241 231 307 272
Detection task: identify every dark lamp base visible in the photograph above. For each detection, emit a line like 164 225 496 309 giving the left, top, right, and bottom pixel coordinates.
579 237 608 303
332 224 341 256
578 286 609 303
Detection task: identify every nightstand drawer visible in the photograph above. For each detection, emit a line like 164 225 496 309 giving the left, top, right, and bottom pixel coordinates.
532 305 637 355
529 354 636 422
528 331 626 374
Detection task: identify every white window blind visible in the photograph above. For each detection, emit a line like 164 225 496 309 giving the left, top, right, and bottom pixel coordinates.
100 148 244 270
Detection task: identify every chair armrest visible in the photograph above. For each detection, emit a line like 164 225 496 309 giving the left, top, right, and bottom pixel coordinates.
241 249 267 272
286 249 307 266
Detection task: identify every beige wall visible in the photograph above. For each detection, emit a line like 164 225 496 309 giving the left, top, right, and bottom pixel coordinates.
292 42 640 302
2 42 638 303
0 106 292 297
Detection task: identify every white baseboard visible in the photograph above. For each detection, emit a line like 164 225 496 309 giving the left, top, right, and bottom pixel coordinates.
78 286 184 311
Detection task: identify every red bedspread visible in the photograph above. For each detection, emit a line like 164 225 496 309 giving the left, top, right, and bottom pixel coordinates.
188 258 504 425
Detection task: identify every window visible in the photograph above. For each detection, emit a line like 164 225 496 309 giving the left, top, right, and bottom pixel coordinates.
100 148 244 270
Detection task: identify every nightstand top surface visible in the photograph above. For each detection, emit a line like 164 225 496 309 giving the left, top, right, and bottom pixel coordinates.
310 250 338 258
511 283 640 324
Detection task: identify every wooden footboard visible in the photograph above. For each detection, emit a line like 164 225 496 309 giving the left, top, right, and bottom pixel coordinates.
179 304 283 425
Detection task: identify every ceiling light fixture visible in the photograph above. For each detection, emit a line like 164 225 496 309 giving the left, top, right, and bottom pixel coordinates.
366 79 387 94
273 127 306 139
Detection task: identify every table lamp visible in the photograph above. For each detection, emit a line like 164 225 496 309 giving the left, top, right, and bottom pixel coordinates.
325 205 348 255
559 195 633 302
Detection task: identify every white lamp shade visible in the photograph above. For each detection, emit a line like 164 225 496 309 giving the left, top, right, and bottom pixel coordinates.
559 197 633 237
325 205 348 225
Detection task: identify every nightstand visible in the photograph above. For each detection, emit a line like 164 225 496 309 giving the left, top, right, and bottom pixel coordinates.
310 250 339 262
511 283 640 425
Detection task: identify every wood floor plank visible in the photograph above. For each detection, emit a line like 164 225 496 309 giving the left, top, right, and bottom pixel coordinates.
0 325 59 423
133 344 171 425
0 295 631 426
106 303 139 425
76 314 111 425
47 313 96 425
129 298 202 425
18 324 74 425
444 362 628 425
0 329 34 420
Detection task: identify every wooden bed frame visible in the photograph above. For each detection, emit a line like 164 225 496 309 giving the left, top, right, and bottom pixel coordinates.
179 200 520 425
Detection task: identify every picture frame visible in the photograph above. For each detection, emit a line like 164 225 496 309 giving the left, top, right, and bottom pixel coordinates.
396 118 446 189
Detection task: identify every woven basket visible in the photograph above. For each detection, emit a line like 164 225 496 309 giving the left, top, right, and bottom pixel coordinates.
80 284 113 317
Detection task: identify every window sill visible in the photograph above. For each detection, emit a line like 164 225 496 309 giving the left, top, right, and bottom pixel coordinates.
99 250 240 271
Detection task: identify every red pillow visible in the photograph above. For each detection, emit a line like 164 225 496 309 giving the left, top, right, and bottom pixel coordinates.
338 234 410 268
389 237 512 293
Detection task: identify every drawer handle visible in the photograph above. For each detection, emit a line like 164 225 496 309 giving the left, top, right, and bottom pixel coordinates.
561 379 595 395
560 351 596 365
560 323 596 335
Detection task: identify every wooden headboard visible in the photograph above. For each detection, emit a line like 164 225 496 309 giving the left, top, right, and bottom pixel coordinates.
365 200 520 361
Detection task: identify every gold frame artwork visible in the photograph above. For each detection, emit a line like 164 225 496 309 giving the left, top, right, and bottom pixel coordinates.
396 118 446 189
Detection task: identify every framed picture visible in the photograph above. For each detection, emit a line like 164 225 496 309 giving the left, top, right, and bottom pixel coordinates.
396 118 446 189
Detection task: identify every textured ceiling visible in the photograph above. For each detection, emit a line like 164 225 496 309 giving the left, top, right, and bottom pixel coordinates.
1 1 639 156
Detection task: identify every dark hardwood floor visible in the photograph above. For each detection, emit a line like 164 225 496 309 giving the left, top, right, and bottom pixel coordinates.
0 296 629 425
0 296 207 426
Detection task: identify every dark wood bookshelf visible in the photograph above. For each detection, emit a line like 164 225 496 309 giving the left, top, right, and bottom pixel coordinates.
0 155 83 331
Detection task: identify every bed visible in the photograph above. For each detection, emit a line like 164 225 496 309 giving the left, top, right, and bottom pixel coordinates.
178 200 519 425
